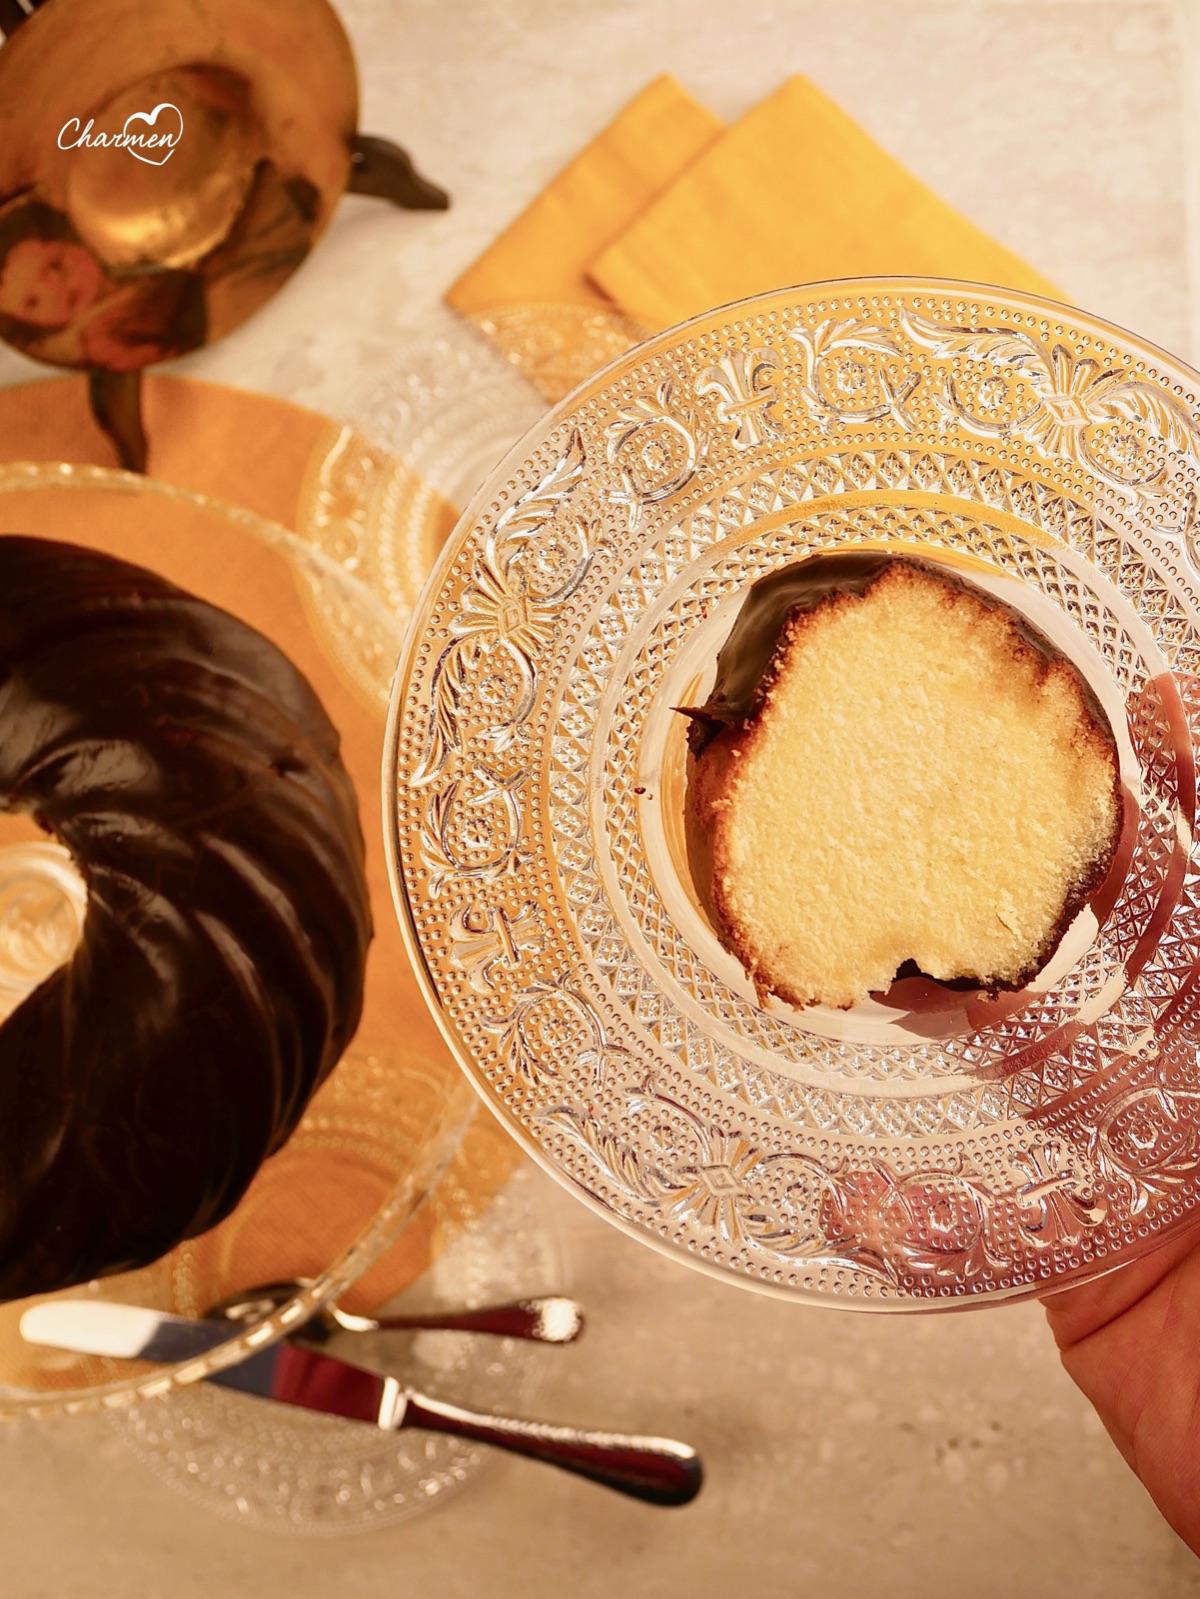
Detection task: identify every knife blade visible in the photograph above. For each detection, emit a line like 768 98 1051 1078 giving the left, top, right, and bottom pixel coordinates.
20 1299 702 1506
20 1297 410 1419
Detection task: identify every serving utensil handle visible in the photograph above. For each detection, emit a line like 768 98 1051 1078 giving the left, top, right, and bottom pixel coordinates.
400 1390 702 1506
370 1296 583 1344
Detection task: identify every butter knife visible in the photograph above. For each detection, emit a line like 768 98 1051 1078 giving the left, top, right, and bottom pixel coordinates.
19 1293 582 1359
20 1301 702 1506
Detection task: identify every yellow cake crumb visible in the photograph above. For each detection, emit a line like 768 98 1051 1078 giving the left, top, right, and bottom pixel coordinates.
685 559 1121 1010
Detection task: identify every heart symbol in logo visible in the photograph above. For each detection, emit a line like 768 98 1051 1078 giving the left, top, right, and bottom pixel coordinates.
121 102 183 166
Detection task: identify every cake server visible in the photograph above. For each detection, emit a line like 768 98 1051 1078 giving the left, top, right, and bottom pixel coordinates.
209 1280 584 1344
20 1302 702 1506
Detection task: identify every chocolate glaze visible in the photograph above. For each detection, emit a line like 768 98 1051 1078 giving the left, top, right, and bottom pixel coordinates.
0 537 372 1302
684 551 895 755
683 549 1110 756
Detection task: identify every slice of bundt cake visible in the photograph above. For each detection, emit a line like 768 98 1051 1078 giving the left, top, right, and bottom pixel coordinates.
684 551 1121 1010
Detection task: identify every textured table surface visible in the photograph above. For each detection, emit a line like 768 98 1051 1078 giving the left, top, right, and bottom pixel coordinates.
4 2 1200 1595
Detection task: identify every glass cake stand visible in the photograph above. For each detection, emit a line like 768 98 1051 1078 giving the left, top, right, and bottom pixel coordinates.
0 461 557 1528
106 1158 567 1534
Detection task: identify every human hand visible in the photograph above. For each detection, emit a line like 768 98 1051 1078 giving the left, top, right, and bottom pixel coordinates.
1043 1225 1200 1553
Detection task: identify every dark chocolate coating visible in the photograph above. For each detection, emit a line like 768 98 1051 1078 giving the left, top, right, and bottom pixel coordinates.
684 551 895 754
0 536 372 1301
684 549 1105 755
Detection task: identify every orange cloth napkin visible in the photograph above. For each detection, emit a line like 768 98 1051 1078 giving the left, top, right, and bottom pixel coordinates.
450 72 1061 396
0 376 520 1391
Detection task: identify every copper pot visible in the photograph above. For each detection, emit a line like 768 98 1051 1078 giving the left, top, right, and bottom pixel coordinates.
0 0 448 465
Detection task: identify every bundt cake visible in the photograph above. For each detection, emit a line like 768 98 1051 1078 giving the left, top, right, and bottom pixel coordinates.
0 536 372 1301
684 550 1122 1010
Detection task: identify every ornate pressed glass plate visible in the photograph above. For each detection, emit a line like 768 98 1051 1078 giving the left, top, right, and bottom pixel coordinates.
386 279 1200 1308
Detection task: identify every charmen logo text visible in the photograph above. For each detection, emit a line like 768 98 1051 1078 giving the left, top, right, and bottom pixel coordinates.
57 102 183 166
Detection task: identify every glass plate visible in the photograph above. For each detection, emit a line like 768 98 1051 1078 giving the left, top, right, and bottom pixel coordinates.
387 278 1200 1309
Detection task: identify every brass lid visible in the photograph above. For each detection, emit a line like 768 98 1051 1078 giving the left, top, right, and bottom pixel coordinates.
0 0 358 369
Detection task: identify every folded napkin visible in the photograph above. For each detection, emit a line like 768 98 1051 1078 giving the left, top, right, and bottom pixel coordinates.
448 74 723 313
450 72 1061 395
447 74 723 399
590 75 1061 331
0 377 519 1389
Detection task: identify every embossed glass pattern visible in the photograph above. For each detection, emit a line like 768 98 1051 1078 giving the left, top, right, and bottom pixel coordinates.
388 281 1200 1307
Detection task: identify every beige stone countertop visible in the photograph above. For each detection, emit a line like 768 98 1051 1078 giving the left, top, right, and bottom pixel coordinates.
4 2 1200 1594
